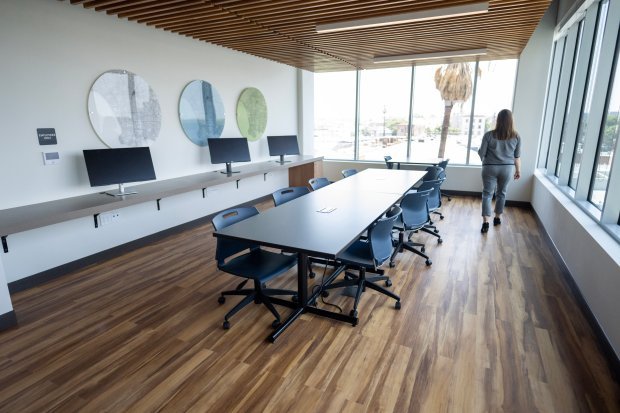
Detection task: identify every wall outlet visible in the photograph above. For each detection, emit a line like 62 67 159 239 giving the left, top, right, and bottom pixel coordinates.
98 210 121 227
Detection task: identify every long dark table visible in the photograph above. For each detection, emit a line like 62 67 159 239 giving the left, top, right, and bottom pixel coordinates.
213 168 426 342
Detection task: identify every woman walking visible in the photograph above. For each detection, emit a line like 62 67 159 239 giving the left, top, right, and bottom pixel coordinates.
478 109 521 233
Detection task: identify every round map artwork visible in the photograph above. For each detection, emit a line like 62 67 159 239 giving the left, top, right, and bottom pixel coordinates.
236 87 267 142
88 69 161 147
179 80 225 146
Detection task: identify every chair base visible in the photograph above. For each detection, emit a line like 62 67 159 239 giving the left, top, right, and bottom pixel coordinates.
321 266 400 318
218 279 297 329
391 231 437 266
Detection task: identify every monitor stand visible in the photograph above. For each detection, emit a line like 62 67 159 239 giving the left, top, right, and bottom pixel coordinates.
105 183 137 197
275 155 291 165
220 162 240 176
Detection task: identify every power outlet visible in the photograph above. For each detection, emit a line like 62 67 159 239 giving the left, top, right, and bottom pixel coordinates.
98 210 121 227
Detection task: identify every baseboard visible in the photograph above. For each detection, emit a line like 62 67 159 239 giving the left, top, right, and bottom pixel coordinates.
442 191 532 209
8 194 272 294
532 210 620 381
0 310 17 331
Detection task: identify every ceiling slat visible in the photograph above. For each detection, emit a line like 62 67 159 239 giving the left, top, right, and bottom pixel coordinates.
61 0 552 72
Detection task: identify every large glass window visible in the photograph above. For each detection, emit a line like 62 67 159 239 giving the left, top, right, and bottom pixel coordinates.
570 0 609 188
556 21 584 177
410 63 474 164
358 67 412 161
313 59 518 165
470 59 518 165
314 71 356 159
589 49 620 209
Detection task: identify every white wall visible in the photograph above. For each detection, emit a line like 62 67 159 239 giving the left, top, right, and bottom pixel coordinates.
0 0 298 210
318 4 557 201
0 255 13 315
532 172 620 358
0 0 298 282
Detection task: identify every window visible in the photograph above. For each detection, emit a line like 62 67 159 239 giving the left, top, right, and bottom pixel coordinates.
556 22 584 177
539 0 620 235
570 0 609 188
314 71 357 160
313 59 518 165
358 67 412 161
411 63 474 164
589 46 620 209
470 59 518 165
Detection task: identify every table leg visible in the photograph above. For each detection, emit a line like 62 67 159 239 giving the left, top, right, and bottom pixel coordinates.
267 253 308 342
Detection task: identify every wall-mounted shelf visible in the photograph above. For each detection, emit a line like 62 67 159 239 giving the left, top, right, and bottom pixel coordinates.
0 156 323 250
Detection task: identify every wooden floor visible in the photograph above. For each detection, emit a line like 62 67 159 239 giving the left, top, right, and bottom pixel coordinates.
0 196 618 412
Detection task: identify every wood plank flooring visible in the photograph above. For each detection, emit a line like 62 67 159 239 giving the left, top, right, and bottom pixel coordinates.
0 196 618 412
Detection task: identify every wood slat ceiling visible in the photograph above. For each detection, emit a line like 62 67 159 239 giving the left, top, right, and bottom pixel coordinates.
64 0 552 72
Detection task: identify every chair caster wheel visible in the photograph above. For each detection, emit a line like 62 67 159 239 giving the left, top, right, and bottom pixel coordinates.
272 320 281 329
218 296 225 304
309 272 316 279
385 279 392 287
223 320 230 330
438 238 443 244
440 215 444 220
321 291 329 298
434 229 439 233
350 310 358 318
292 295 298 303
389 261 396 268
421 247 426 253
425 259 432 266
395 301 401 310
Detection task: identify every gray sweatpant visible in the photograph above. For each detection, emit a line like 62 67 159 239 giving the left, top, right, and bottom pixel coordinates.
481 164 513 217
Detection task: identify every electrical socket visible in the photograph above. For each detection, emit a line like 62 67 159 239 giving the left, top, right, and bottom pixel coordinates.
98 210 121 227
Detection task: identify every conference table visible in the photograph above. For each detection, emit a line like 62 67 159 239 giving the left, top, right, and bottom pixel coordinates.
213 168 426 342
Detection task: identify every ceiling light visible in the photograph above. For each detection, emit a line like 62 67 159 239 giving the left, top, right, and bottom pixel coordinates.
373 48 488 64
316 2 488 33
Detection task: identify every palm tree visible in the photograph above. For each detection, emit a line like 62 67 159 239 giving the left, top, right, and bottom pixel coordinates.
434 63 478 158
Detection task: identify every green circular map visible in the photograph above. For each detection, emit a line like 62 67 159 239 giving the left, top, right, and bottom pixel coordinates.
236 87 267 141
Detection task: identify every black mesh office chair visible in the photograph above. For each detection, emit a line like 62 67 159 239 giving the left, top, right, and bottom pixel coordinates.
341 168 358 178
272 186 310 206
321 206 403 322
390 189 442 267
212 207 297 329
384 155 395 169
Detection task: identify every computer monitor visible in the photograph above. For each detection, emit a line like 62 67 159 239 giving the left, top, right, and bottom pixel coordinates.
83 147 156 196
207 137 251 175
267 135 300 164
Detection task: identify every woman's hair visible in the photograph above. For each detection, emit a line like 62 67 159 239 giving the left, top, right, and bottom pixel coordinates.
494 109 517 140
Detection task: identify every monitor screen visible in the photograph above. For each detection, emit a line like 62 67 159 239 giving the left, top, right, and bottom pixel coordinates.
207 138 251 164
267 135 300 156
83 147 156 187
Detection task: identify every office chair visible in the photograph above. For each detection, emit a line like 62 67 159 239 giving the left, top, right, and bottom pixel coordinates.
309 177 331 190
437 159 452 201
271 186 318 279
341 168 358 178
320 206 403 322
272 186 310 207
390 189 442 267
417 178 445 221
212 207 297 330
422 165 444 182
384 155 394 169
